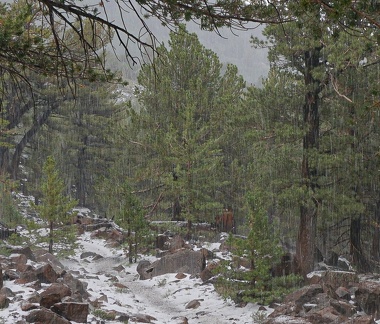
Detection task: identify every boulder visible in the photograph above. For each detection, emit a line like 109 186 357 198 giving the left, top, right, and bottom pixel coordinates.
40 293 61 308
155 234 170 250
168 235 185 252
34 251 66 276
185 299 201 309
35 263 59 283
15 269 38 284
0 287 15 298
9 253 27 269
61 272 89 299
25 308 71 324
0 294 9 309
51 302 89 323
199 261 219 282
355 281 380 319
284 284 324 307
11 246 36 262
137 249 205 280
40 283 72 299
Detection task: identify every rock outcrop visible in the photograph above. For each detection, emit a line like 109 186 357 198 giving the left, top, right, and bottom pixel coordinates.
267 271 379 323
137 249 205 280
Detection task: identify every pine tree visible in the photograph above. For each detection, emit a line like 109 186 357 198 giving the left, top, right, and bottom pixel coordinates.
132 25 245 230
33 156 78 254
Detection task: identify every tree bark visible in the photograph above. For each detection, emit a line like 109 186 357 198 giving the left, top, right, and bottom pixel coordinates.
371 201 380 261
350 217 371 272
296 47 322 278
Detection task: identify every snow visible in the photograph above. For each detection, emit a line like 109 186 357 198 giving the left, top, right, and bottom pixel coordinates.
0 230 272 323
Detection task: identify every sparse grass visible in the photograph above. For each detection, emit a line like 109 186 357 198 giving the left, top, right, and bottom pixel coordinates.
251 310 267 323
163 289 172 298
92 309 116 320
157 278 167 287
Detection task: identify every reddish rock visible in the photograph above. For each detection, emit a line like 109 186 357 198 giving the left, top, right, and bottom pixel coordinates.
0 287 15 298
0 294 9 309
9 253 28 268
25 308 70 324
51 302 89 323
61 272 89 299
15 269 38 284
36 264 59 283
168 235 185 252
284 284 324 306
175 273 187 279
40 293 61 308
355 281 380 319
335 286 351 300
21 302 39 311
40 283 72 299
11 246 36 262
199 261 218 282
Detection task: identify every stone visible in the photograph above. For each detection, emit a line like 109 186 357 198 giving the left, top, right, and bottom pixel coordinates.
284 284 324 306
155 234 170 250
40 293 61 308
51 302 89 323
335 286 351 300
171 316 189 324
34 250 66 276
25 308 70 324
35 263 59 283
129 313 157 323
355 281 380 319
329 299 356 316
11 246 36 262
0 294 9 309
199 261 218 282
175 273 187 279
62 272 89 299
185 299 201 309
138 249 205 280
0 287 15 298
40 283 72 299
15 269 38 284
20 302 39 311
168 235 185 252
342 314 376 324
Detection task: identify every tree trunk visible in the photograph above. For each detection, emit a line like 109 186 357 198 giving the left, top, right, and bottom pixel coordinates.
371 201 380 261
49 220 54 254
76 136 88 206
351 217 371 272
10 105 56 179
296 47 322 278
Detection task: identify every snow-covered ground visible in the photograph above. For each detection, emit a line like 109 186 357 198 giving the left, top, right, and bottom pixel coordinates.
0 229 272 323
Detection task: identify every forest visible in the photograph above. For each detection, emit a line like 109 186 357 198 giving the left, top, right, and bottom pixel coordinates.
0 0 379 305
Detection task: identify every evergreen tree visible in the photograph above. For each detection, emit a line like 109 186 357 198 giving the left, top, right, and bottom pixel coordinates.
98 171 149 263
133 25 245 230
247 5 380 275
33 156 78 254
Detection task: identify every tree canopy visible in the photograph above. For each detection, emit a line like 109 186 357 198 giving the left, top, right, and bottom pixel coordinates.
0 0 378 97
